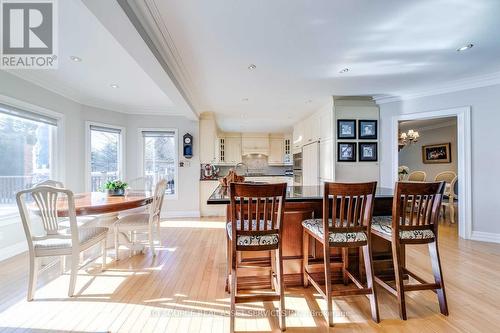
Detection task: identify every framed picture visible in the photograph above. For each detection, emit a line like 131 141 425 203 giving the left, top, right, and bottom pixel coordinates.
337 142 356 162
337 119 356 139
358 142 378 161
422 143 451 164
358 120 377 139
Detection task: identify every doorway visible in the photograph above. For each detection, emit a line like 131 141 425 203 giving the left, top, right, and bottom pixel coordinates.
391 106 472 239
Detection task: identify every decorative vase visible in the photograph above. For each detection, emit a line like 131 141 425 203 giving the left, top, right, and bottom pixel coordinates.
108 188 125 196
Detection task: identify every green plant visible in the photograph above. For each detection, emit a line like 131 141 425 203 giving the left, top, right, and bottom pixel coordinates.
104 180 128 191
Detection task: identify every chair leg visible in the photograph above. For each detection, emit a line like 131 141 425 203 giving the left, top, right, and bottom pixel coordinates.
302 231 309 287
391 240 407 320
270 250 277 291
129 231 134 258
429 241 449 316
323 243 334 327
363 244 380 323
230 266 237 333
149 226 156 256
114 225 119 261
449 198 456 224
342 248 349 285
156 219 162 245
27 256 39 301
225 234 231 293
68 252 79 297
60 255 66 274
102 239 107 271
276 248 286 331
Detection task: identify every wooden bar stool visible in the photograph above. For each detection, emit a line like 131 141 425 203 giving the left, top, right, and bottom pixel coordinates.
371 181 448 320
227 182 287 332
302 182 379 327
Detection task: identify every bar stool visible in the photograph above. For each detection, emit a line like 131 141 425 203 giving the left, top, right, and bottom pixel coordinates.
302 182 379 326
371 181 448 320
226 182 287 332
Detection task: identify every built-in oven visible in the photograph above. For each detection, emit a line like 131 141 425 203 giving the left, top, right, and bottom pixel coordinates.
293 152 302 186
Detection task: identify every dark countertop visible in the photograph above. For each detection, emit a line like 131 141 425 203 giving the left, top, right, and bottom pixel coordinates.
200 174 293 181
207 185 394 205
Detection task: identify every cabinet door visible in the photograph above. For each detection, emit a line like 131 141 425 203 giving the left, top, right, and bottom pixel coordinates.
319 108 333 141
320 139 334 181
292 122 304 152
268 138 284 165
225 137 242 164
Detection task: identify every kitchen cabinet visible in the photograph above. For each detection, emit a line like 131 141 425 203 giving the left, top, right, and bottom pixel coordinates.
200 181 226 216
304 112 321 144
319 107 333 141
284 135 292 165
242 134 269 155
292 122 304 153
224 136 242 164
268 138 284 165
320 138 334 182
199 113 217 163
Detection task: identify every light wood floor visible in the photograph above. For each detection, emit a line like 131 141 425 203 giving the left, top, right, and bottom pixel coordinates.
0 216 499 332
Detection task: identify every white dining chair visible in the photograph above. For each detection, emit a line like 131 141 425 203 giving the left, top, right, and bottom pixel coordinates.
442 176 458 223
35 179 65 188
114 179 167 259
16 185 108 300
118 177 151 218
408 171 427 182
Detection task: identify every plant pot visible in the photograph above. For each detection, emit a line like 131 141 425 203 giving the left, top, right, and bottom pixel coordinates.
108 188 125 196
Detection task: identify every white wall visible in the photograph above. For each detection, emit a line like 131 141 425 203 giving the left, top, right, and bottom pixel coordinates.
0 72 200 261
399 123 457 181
379 84 500 237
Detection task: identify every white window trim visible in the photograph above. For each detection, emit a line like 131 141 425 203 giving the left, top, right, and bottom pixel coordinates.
85 121 126 192
0 94 64 226
138 127 179 200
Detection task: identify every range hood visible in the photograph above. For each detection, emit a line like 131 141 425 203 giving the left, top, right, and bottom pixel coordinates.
241 134 269 155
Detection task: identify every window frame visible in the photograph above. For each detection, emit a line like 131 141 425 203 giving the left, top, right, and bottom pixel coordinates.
85 121 126 192
0 94 64 225
138 127 178 200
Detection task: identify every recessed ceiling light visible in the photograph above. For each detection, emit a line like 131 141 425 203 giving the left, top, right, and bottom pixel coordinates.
242 98 249 102
305 99 312 104
457 43 474 52
247 64 256 70
70 56 82 62
339 68 349 74
110 83 119 89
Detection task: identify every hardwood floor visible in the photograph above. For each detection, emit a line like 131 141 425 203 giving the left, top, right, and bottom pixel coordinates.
0 216 499 332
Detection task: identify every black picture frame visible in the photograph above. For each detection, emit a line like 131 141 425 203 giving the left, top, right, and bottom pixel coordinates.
358 120 378 139
337 142 356 162
337 119 356 139
358 142 378 162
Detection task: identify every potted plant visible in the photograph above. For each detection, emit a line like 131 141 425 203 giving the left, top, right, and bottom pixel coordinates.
104 180 128 196
398 166 409 181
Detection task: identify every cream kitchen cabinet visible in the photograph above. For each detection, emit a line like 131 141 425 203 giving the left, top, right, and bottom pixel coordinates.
241 134 269 155
319 106 333 141
216 135 241 165
320 138 334 182
303 112 321 144
200 181 226 217
268 138 285 165
292 122 304 153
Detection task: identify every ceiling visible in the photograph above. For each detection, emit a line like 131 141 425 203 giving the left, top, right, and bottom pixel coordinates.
399 117 457 132
7 0 183 115
127 0 500 132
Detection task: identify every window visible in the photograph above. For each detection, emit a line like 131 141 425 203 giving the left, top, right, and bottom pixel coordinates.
142 130 177 197
88 124 124 192
0 104 58 218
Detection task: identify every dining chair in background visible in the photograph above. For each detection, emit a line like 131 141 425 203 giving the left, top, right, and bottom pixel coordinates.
302 182 380 326
407 171 427 182
16 185 108 300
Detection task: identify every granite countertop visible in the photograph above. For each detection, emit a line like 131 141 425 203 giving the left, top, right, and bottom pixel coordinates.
200 174 292 181
207 185 394 204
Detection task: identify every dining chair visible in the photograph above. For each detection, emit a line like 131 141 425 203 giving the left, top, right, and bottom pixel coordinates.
16 186 108 300
114 179 167 259
227 182 287 332
118 177 151 218
302 182 379 326
35 179 65 188
407 171 427 182
442 177 458 223
371 181 448 320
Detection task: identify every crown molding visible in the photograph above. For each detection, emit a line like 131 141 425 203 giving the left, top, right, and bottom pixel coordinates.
7 70 180 116
375 71 500 104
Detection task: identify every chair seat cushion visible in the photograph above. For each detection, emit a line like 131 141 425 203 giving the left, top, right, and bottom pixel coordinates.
115 213 150 226
301 219 367 244
371 216 435 240
226 221 279 246
34 227 108 252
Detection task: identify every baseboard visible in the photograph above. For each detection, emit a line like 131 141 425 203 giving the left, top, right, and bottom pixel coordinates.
0 241 27 262
162 210 201 218
471 231 500 244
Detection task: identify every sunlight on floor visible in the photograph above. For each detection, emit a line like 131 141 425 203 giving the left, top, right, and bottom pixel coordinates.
161 219 226 229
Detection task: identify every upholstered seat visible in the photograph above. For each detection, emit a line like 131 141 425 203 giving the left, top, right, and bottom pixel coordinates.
371 216 435 240
33 227 108 255
301 218 367 243
226 221 279 246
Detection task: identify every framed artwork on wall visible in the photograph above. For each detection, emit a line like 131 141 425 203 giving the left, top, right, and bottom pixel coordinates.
358 142 378 161
422 143 451 164
337 119 356 139
358 120 377 139
337 142 356 162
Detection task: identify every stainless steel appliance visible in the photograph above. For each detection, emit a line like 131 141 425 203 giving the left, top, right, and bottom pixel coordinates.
293 152 302 186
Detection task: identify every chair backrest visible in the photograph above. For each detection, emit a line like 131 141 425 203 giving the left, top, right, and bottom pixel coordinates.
16 186 79 253
229 182 287 249
434 171 456 184
408 171 427 182
392 181 445 240
148 179 168 222
127 177 152 192
323 182 377 240
35 180 64 188
452 177 458 196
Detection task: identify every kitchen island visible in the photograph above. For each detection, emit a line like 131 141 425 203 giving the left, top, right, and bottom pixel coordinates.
208 185 396 289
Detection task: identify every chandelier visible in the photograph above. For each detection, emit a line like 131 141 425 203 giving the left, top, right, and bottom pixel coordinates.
398 129 419 151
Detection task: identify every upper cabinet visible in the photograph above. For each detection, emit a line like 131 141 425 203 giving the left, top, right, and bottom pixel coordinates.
216 133 242 165
241 133 269 155
292 99 334 151
268 137 284 165
292 122 304 153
